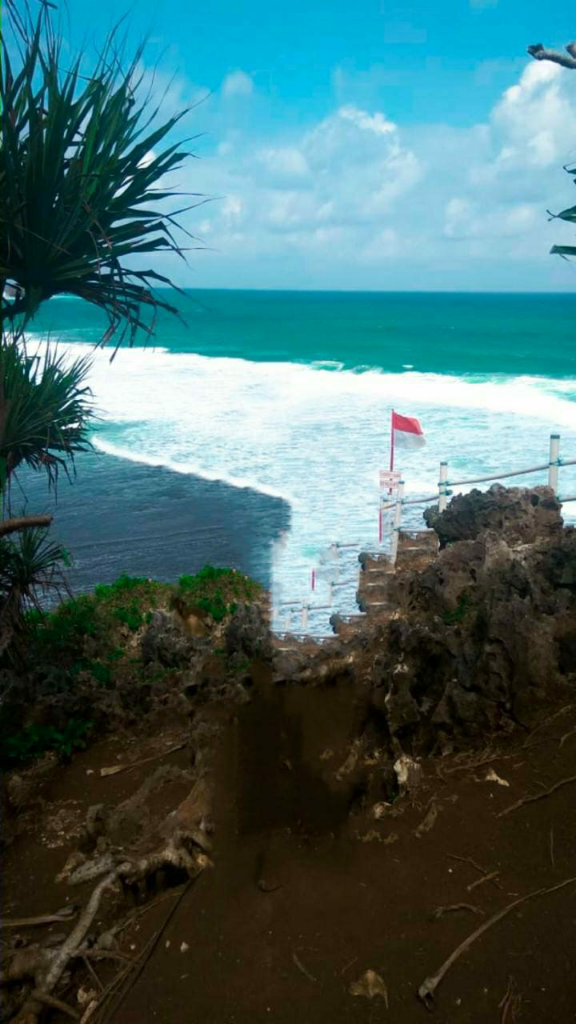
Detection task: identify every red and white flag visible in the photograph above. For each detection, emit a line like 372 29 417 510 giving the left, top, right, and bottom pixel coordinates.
392 411 425 450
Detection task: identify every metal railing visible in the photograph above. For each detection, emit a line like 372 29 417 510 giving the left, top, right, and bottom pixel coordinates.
274 433 575 635
380 434 575 568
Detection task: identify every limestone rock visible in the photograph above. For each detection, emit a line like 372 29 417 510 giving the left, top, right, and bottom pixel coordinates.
140 610 205 668
424 483 562 549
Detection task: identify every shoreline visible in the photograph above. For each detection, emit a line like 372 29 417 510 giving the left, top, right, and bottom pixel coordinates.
21 449 291 597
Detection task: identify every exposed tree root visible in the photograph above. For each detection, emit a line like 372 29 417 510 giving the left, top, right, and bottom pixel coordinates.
8 840 210 1024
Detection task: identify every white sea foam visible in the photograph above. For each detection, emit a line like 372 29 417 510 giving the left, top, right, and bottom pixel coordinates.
26 336 576 633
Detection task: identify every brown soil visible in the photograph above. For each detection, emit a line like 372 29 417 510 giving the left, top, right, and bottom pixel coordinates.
3 692 576 1024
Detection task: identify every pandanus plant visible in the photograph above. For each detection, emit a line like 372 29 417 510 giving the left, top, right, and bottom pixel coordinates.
0 0 199 641
1 2 202 346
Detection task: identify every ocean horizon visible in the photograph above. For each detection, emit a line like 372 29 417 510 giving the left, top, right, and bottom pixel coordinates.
26 288 576 633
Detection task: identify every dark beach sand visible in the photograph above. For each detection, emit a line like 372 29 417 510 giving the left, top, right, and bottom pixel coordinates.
20 450 291 596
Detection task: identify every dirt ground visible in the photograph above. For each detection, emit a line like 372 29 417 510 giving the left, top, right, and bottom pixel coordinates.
3 689 576 1024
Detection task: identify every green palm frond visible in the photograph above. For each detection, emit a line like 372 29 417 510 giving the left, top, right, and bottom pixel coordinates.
0 526 69 601
1 8 203 347
0 338 93 489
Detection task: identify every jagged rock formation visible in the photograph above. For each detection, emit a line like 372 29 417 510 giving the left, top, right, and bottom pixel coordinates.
364 485 576 753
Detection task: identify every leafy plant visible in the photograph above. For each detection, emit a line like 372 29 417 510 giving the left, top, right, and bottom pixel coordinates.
93 575 149 599
0 526 71 658
171 565 263 623
1 717 93 765
1 5 202 347
112 601 144 632
0 339 93 488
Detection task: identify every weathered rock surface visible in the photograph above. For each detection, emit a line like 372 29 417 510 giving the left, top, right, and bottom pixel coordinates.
223 602 273 661
140 610 206 668
367 485 576 753
424 483 562 549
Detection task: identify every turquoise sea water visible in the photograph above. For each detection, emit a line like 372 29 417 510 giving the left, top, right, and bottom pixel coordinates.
29 290 576 633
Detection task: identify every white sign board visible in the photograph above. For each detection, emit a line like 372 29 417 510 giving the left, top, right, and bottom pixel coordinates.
379 470 401 489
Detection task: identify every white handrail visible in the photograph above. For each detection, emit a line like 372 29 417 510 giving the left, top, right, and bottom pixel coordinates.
277 434 575 640
448 462 550 487
401 493 438 507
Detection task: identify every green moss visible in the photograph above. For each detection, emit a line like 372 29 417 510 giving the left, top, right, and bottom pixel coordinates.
442 591 472 625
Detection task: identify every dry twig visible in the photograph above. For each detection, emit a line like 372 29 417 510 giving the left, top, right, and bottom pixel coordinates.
558 726 576 749
497 774 576 818
418 875 576 1007
1 906 78 929
100 740 187 777
292 951 317 983
467 871 500 893
447 854 487 875
499 975 522 1023
432 903 483 920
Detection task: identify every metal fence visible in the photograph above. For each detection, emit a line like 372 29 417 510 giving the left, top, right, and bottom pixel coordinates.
273 433 575 633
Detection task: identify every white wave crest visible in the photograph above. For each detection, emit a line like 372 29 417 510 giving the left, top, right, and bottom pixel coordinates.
25 336 576 630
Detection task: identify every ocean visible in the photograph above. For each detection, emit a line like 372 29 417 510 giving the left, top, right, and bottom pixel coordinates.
25 290 576 634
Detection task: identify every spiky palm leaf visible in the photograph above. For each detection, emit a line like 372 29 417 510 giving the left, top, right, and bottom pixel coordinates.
0 525 70 656
0 338 93 491
1 8 202 346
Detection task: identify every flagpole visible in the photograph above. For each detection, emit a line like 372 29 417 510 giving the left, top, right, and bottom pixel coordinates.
390 408 395 473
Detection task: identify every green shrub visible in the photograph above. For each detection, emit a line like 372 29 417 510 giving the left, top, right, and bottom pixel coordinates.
112 601 144 632
93 575 149 600
1 718 93 765
172 566 262 623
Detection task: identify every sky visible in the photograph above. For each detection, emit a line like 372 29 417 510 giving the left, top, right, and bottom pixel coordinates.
64 0 576 290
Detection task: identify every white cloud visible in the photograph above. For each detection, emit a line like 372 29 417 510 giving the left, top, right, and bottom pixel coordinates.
491 62 572 169
337 105 396 136
222 70 254 98
257 146 310 182
141 58 576 289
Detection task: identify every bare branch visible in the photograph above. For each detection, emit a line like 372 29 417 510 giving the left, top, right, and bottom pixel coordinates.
0 516 52 538
527 43 576 69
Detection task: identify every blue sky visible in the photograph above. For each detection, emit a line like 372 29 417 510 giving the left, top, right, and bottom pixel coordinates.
66 0 576 290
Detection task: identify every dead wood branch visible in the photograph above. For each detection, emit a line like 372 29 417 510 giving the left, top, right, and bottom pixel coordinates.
0 515 52 538
527 43 576 69
99 740 187 777
497 773 576 817
1 906 78 929
418 875 576 1007
12 869 123 1023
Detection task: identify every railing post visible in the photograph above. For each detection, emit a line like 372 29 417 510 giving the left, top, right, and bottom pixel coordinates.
438 461 448 512
390 480 404 566
301 603 309 630
549 434 560 495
